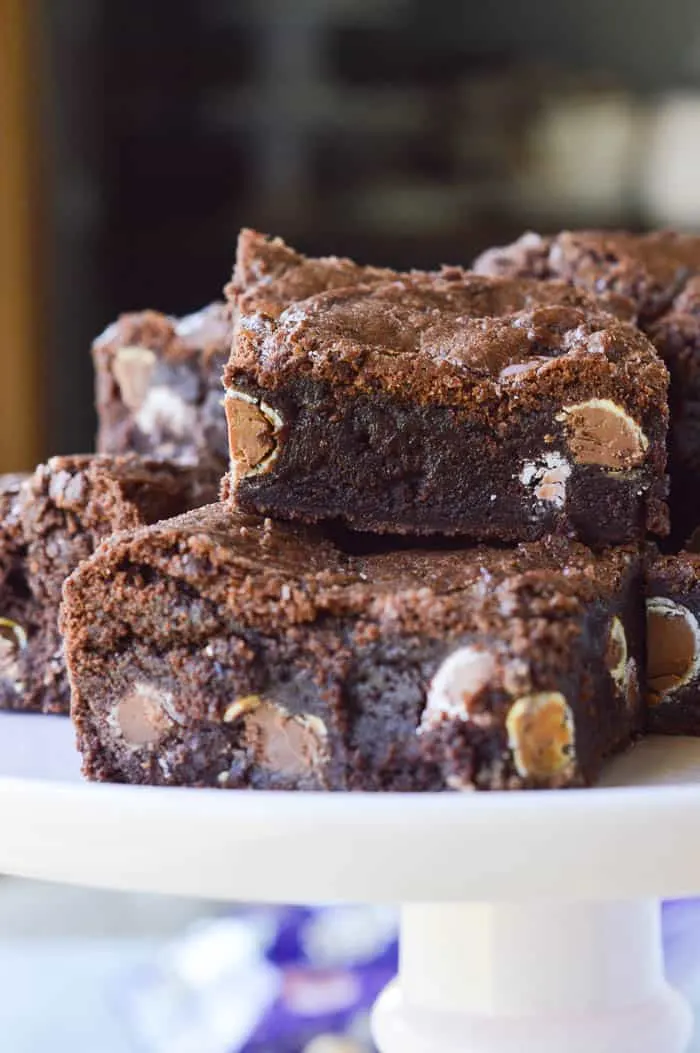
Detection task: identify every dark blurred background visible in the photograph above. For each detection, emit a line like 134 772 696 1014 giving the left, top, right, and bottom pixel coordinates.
5 0 700 470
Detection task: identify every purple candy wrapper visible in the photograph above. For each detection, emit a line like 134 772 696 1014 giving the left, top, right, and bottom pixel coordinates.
121 906 397 1053
120 900 700 1052
246 907 396 1052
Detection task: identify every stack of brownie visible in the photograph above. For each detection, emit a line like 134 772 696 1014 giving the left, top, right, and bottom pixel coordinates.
5 228 700 791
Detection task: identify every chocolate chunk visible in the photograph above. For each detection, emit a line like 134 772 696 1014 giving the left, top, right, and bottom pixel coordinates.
113 683 173 746
422 646 497 724
557 399 648 470
519 453 571 508
225 392 282 480
241 701 327 777
505 692 575 781
646 597 700 703
112 347 157 411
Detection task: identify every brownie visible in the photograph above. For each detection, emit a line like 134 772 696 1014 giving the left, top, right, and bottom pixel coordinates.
224 232 667 546
645 549 700 735
93 302 232 471
62 504 645 791
474 229 700 544
0 455 218 714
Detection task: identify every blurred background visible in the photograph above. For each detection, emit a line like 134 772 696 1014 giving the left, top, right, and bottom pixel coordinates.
7 1 700 1050
6 0 700 470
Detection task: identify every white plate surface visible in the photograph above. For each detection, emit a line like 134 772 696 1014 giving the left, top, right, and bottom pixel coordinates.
3 713 700 903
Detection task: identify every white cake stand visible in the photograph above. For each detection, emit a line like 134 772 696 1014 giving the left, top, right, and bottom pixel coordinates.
3 714 700 1052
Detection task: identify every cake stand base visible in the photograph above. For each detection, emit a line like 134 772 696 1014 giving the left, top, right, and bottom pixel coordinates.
372 900 692 1053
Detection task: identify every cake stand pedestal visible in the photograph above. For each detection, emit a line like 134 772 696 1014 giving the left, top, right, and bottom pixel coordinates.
373 900 690 1053
2 715 700 1052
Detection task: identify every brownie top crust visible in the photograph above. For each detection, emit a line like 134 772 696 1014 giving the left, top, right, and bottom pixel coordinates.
229 269 663 416
475 229 700 323
19 454 218 539
65 503 637 641
93 302 232 370
228 228 400 321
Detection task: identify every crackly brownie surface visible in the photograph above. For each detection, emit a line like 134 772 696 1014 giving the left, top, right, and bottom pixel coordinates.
62 504 644 791
224 232 667 545
0 454 219 714
645 549 700 735
228 228 401 320
93 302 232 470
475 229 700 544
475 230 700 321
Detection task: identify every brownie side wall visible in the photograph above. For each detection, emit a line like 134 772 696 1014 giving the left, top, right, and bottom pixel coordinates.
63 546 440 789
421 585 643 790
64 594 428 790
231 380 662 545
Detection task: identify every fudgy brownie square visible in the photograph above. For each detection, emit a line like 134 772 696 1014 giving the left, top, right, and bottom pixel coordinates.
62 504 644 791
93 302 232 471
474 229 700 545
0 455 218 714
224 233 667 546
645 550 700 734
